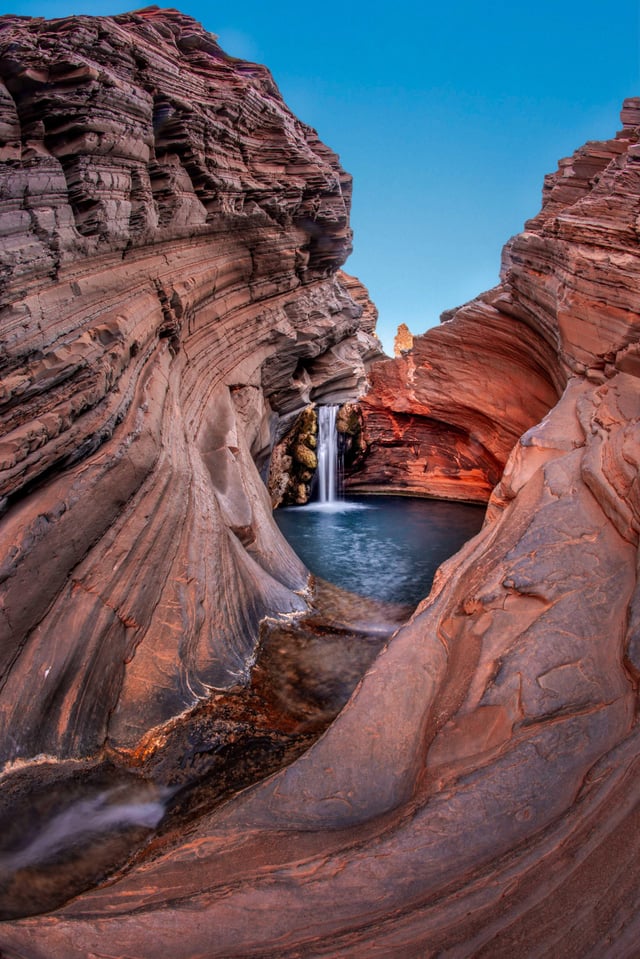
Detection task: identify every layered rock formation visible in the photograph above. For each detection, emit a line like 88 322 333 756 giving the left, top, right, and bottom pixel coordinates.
0 7 379 766
347 108 640 504
1 10 640 957
346 304 561 500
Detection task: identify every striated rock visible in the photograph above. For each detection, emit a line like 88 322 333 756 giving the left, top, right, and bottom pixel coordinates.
337 268 380 335
347 103 640 503
0 8 377 765
259 269 381 416
347 294 562 501
1 14 640 958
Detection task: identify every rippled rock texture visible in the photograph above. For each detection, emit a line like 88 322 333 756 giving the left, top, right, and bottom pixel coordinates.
347 103 640 507
1 10 640 956
0 7 379 766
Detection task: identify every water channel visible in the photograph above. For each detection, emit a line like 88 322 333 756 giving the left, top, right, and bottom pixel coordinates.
278 404 485 608
0 408 487 920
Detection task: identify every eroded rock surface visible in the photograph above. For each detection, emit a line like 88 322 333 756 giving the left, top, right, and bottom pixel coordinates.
348 105 640 505
0 8 378 765
1 12 640 958
347 301 561 500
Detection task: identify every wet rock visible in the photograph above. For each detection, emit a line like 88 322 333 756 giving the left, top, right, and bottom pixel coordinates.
336 401 366 471
268 404 320 505
1 13 640 959
292 442 317 471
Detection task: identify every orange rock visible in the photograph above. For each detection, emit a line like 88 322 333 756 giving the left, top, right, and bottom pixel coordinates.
1 13 640 958
393 321 414 355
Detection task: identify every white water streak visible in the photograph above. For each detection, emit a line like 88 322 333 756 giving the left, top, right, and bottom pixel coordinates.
317 405 340 504
0 785 171 873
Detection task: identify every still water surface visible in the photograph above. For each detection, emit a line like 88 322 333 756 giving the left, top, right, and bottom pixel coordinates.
0 496 485 920
275 496 486 608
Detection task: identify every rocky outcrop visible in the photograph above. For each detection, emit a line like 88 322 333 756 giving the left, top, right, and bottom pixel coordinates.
348 106 640 504
258 269 382 419
0 8 378 766
1 12 640 956
346 280 563 503
267 403 317 506
345 316 559 501
393 320 413 355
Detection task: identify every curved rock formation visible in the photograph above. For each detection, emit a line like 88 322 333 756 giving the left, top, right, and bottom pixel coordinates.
1 10 640 957
347 106 640 505
346 300 561 500
0 7 378 766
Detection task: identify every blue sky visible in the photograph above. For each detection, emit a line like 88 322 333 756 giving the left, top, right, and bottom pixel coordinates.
4 1 639 353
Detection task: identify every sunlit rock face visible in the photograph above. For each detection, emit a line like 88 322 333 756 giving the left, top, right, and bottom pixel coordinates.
0 8 379 764
347 106 640 503
347 302 562 501
1 13 640 956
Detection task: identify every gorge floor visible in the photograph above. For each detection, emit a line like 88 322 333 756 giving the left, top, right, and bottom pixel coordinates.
0 579 407 920
0 497 485 921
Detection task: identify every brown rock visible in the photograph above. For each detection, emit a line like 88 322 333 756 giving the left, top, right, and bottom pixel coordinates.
1 16 640 959
292 443 317 470
347 98 640 506
336 269 380 336
0 8 375 763
268 404 319 505
393 320 414 355
347 294 561 501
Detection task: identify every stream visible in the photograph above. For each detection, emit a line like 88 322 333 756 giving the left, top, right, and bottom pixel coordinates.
0 480 485 920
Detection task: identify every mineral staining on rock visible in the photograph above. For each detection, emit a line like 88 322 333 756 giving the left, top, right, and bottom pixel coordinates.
268 399 366 505
268 404 318 506
1 7 640 957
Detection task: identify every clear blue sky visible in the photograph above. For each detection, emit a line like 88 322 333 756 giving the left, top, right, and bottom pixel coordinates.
4 1 640 354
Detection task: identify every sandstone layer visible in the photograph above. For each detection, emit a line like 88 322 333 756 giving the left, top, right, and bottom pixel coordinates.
346 304 561 501
347 107 640 504
0 7 379 767
0 12 640 959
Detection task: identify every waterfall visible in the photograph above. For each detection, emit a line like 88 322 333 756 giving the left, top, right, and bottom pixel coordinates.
316 405 341 504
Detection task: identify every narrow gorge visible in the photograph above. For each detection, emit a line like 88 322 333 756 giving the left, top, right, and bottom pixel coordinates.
0 9 639 958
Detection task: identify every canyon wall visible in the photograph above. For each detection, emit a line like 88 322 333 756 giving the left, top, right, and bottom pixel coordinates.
0 8 378 766
1 10 640 958
347 109 640 502
346 300 562 500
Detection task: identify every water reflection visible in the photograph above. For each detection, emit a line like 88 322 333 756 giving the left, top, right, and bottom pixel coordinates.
275 496 485 608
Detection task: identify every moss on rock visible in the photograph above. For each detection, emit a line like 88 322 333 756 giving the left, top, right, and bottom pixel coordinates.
268 405 319 507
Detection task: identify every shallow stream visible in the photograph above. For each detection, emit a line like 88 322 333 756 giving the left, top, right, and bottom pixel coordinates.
0 495 485 920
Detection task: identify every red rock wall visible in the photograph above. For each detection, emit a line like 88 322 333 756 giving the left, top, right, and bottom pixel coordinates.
0 9 378 763
349 295 562 500
348 107 640 503
1 15 640 957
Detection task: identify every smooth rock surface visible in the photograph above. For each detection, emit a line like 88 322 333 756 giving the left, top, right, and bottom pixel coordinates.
0 8 378 765
0 13 640 958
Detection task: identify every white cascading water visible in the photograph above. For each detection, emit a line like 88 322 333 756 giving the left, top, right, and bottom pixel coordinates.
0 784 173 873
316 404 341 504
